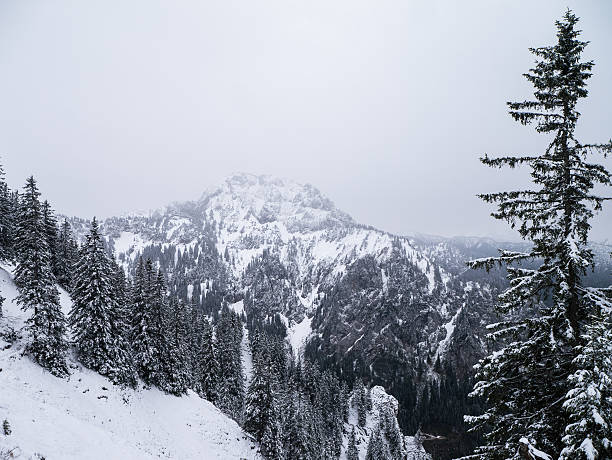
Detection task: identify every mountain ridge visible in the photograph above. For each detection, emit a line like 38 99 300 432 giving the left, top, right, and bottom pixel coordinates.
61 172 611 459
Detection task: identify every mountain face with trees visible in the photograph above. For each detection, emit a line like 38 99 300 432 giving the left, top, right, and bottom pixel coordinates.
59 173 505 455
1 164 421 459
58 170 612 458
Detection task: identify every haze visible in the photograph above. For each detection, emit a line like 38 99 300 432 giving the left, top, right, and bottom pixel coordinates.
1 0 611 241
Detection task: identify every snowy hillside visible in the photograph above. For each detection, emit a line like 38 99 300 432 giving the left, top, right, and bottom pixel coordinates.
0 265 260 460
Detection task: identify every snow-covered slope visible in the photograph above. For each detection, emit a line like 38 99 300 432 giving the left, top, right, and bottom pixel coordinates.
0 266 260 460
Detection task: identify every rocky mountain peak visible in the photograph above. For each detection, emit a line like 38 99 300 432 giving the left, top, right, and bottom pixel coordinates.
197 173 356 233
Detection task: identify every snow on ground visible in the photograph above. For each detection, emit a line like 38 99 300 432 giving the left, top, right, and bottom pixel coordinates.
0 266 260 460
286 315 312 357
435 303 463 360
241 325 254 387
111 231 148 261
229 300 245 316
346 333 365 354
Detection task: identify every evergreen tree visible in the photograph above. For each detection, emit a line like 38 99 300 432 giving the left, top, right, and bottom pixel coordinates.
0 162 14 261
244 357 275 442
197 316 220 402
56 219 78 289
353 378 367 427
560 290 612 460
260 397 284 460
41 201 59 279
130 258 161 385
2 419 11 436
467 11 612 458
69 218 135 386
14 176 67 376
150 268 169 387
284 394 314 460
380 404 404 459
216 306 245 422
161 297 190 395
365 426 388 460
347 426 359 460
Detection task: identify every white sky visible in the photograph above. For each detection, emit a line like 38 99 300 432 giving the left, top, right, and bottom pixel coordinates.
1 0 611 241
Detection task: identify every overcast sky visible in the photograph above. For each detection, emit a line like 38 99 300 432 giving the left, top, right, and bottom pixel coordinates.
1 1 611 241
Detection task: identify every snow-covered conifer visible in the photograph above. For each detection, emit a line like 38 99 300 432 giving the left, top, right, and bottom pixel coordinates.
14 176 68 376
197 316 220 402
260 397 283 460
467 11 612 458
216 306 244 422
561 289 612 460
0 162 14 261
56 219 78 289
41 200 59 280
130 258 159 385
353 378 367 427
69 218 135 386
161 297 190 395
347 426 359 460
244 355 274 442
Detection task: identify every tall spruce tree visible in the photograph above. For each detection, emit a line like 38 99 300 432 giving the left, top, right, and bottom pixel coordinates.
130 258 159 385
197 316 220 402
14 176 67 376
347 426 359 460
353 378 367 427
560 289 612 460
365 426 387 460
260 396 284 460
466 10 612 459
56 219 78 289
216 306 245 422
0 162 14 261
69 218 135 386
244 355 275 442
162 297 190 395
41 201 59 280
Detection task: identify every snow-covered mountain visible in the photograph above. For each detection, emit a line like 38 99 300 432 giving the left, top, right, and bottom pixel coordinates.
63 172 612 459
0 265 260 460
89 173 448 317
